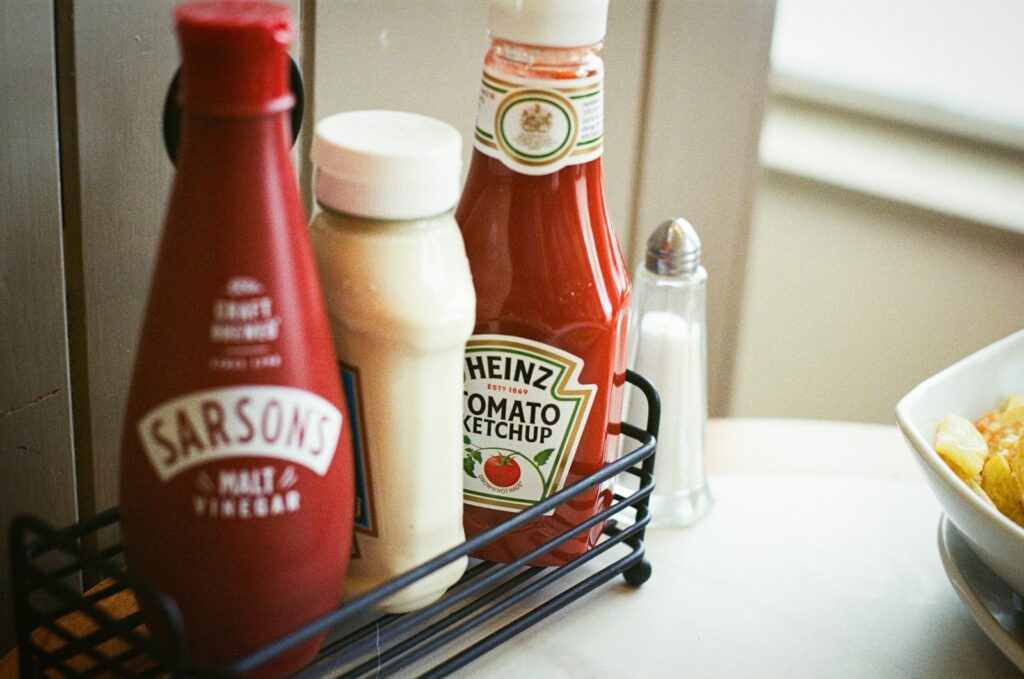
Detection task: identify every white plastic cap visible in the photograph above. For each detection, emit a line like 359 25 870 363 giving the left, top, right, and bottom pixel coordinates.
311 110 463 221
489 0 609 47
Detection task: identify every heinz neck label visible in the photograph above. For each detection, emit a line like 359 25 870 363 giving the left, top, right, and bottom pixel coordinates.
462 335 596 515
138 385 342 482
473 66 603 176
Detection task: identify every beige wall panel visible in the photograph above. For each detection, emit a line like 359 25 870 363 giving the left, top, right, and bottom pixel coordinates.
67 0 179 516
632 0 776 416
311 0 652 254
0 2 77 651
68 0 302 514
605 0 655 256
731 172 1024 423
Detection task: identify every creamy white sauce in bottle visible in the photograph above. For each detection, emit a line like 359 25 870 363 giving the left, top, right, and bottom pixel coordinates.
309 110 475 612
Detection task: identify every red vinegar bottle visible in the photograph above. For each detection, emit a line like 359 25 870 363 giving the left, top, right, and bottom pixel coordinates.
118 2 353 675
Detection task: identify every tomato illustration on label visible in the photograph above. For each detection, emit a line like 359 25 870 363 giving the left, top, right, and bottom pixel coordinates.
464 436 554 494
484 455 521 488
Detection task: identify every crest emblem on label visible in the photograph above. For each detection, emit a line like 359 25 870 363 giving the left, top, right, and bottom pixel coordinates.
473 67 603 176
496 90 578 167
462 335 596 515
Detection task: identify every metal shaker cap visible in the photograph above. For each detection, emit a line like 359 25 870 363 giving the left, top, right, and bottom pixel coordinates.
645 217 701 276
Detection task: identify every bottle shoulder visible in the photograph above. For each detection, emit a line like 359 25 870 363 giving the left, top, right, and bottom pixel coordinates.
457 153 615 243
633 265 708 288
310 208 458 237
309 210 476 348
456 154 629 326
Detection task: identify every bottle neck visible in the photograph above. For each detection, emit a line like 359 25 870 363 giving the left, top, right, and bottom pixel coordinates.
486 38 603 81
176 110 292 170
470 38 606 175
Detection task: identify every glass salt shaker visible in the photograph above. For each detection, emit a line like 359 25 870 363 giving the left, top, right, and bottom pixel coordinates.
627 217 712 527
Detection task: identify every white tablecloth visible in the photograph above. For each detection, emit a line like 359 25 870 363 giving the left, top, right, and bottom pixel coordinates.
456 420 1020 678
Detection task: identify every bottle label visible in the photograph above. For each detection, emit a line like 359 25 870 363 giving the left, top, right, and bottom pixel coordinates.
208 276 284 373
137 385 343 483
473 66 603 176
341 362 376 558
462 335 596 515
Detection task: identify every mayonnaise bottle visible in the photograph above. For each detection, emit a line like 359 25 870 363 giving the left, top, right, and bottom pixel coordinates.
308 110 475 612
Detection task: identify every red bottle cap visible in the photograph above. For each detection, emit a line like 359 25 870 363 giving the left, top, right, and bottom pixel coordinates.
174 1 295 116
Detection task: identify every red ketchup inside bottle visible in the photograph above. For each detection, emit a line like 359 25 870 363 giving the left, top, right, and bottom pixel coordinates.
118 3 353 676
456 30 630 566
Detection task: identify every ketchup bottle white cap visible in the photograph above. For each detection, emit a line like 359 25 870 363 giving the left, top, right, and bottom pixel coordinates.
489 0 609 48
312 110 462 221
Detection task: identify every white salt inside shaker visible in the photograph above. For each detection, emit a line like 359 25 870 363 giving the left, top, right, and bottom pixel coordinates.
626 217 712 527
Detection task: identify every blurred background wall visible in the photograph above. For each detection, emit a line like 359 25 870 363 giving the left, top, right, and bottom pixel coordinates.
732 0 1024 422
2 0 1023 651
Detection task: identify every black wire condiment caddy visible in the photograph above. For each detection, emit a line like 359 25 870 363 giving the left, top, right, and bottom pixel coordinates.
9 370 659 677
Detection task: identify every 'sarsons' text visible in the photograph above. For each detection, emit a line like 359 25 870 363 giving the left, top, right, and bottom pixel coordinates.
138 385 343 482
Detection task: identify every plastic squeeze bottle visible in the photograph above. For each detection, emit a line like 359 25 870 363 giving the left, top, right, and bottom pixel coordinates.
309 110 476 612
456 0 631 566
119 3 353 676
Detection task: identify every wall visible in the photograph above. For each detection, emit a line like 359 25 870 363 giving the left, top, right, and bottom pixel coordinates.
731 98 1024 423
0 1 78 650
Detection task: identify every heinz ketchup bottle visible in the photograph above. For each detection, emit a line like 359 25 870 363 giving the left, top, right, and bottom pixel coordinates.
457 0 630 566
119 2 353 675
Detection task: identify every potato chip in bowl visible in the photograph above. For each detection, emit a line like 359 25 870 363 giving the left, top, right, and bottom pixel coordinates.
896 328 1024 596
934 402 1024 527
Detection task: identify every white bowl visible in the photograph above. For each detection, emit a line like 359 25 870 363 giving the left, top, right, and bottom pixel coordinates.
895 328 1024 596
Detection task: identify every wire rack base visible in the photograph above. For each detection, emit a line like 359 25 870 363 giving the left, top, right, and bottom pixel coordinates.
9 370 660 678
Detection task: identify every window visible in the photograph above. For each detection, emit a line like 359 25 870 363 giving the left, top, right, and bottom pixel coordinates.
771 0 1024 148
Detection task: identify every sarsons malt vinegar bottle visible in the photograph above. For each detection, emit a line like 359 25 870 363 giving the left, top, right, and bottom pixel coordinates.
118 2 353 675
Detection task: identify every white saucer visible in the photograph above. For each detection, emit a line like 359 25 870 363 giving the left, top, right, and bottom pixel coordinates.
938 515 1024 672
